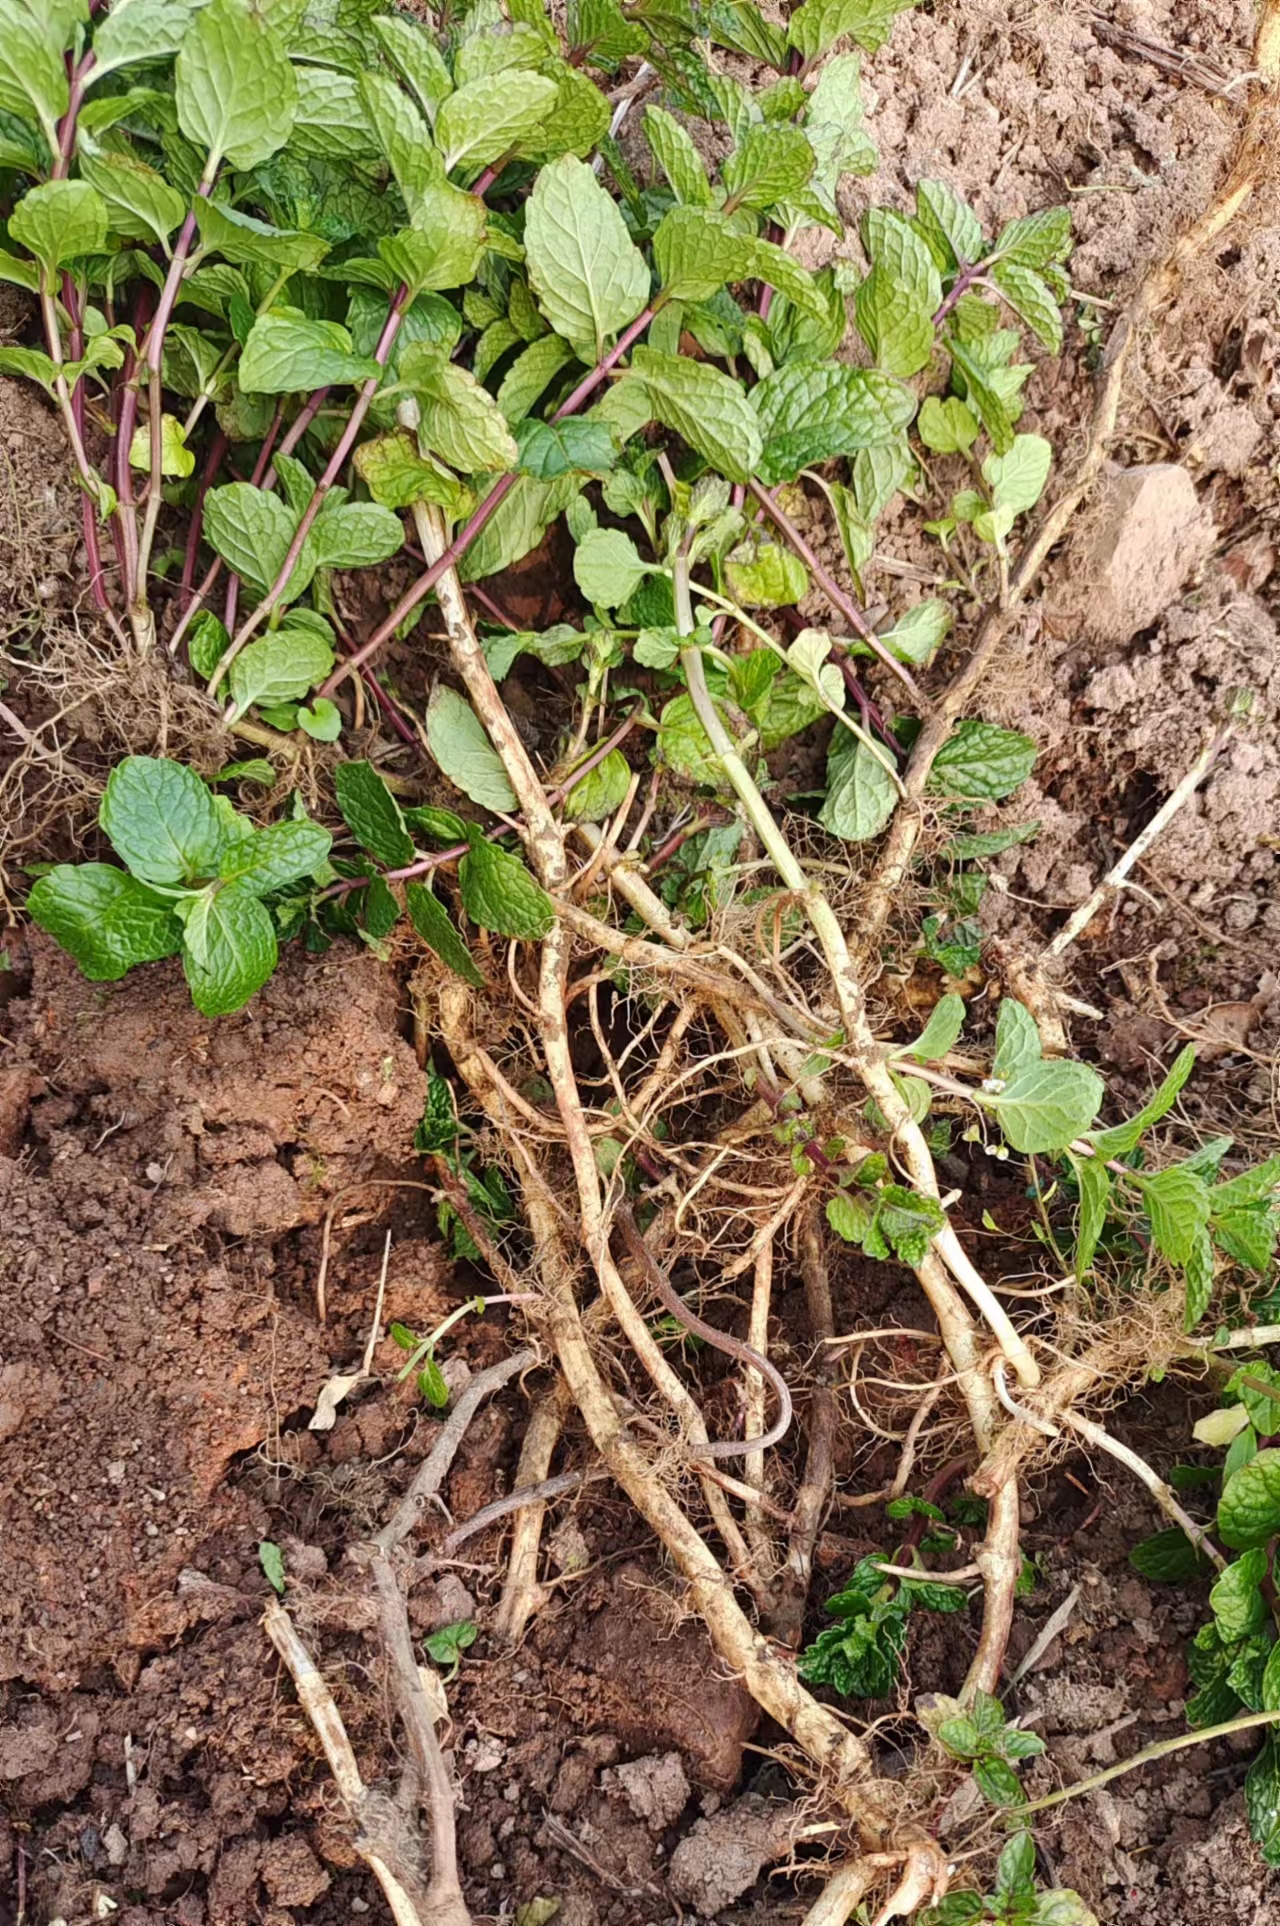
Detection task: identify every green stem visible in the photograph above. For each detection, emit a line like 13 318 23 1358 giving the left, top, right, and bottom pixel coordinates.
674 554 1040 1390
687 580 904 789
1017 1708 1280 1816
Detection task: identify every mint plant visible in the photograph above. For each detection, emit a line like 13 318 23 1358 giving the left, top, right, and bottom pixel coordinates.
798 1552 969 1699
1129 1368 1280 1865
27 754 331 1013
920 1831 1097 1926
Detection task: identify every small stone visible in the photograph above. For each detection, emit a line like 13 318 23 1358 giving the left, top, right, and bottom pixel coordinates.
103 1824 128 1867
1048 463 1214 645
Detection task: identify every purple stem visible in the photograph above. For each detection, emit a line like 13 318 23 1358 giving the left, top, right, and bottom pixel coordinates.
182 428 227 600
933 258 988 328
323 302 658 698
52 52 109 612
216 298 409 676
745 478 923 704
222 404 285 629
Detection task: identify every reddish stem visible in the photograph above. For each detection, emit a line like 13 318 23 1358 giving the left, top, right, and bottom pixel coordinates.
745 478 924 704
223 404 285 628
182 429 228 600
216 298 409 676
468 580 521 631
322 302 658 698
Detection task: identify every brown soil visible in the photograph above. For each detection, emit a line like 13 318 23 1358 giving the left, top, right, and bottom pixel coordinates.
3 1 1280 1923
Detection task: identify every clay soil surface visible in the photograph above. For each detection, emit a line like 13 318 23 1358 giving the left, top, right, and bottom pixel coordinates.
3 2 1280 1925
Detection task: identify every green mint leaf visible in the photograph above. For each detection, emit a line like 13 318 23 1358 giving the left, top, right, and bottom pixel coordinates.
574 526 650 609
944 822 1040 860
128 414 194 479
459 837 556 942
658 697 719 785
458 472 581 583
993 997 1041 1082
216 821 332 895
901 994 965 1063
0 5 68 154
819 731 897 842
994 205 1072 270
515 65 611 165
100 756 225 886
403 805 468 846
514 417 617 480
203 482 307 600
216 760 276 787
973 1755 1026 1808
291 64 378 165
352 432 474 517
947 338 1017 457
806 53 876 211
174 0 296 174
258 1540 286 1595
524 152 650 363
402 343 520 472
194 197 330 273
188 610 231 684
1070 1152 1111 1280
914 179 983 272
378 183 488 296
652 205 752 304
725 540 808 610
929 721 1037 802
826 1192 872 1244
79 148 186 250
227 625 335 722
496 334 577 423
91 0 202 77
873 1185 945 1264
239 311 381 394
309 502 404 573
789 0 910 60
27 864 183 981
1211 1548 1269 1643
983 1060 1105 1154
631 346 761 484
405 882 485 988
435 68 557 172
1246 1736 1280 1867
991 258 1063 354
569 0 648 65
334 760 416 869
723 122 815 212
917 395 979 454
1138 1164 1211 1268
1219 1449 1280 1549
1128 1527 1212 1582
562 747 631 823
359 67 444 214
755 360 913 485
1184 1227 1216 1330
9 179 108 275
878 599 951 666
643 103 713 206
1087 1044 1198 1158
370 13 454 125
994 1832 1037 1907
425 685 518 815
983 433 1052 518
424 1617 478 1664
634 626 681 670
181 881 278 1017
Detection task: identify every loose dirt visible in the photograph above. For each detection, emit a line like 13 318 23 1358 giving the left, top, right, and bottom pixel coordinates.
3 1 1279 1922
